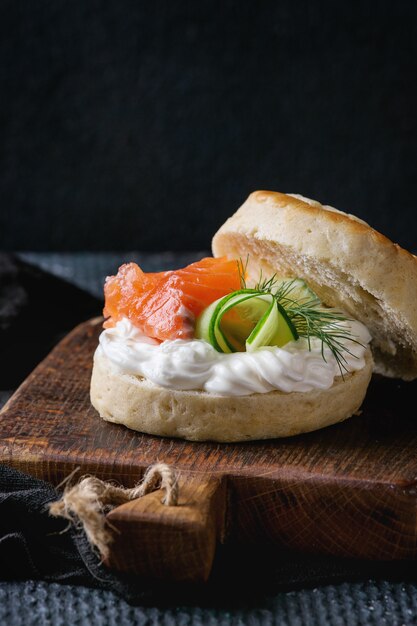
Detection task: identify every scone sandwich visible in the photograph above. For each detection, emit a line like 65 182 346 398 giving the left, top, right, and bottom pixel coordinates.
90 191 417 442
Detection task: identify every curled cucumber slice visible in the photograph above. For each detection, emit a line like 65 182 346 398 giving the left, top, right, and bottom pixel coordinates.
215 291 270 352
195 288 298 353
275 277 320 305
195 290 259 351
246 300 298 352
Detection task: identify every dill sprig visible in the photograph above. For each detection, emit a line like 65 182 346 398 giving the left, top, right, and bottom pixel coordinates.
237 255 249 289
254 270 281 294
237 256 282 293
236 261 363 375
274 279 363 376
283 298 361 377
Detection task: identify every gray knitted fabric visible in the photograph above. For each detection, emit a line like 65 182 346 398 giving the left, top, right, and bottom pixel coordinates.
1 580 417 626
4 253 417 625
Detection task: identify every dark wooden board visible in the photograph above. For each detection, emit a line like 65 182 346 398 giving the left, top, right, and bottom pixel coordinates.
1 318 417 581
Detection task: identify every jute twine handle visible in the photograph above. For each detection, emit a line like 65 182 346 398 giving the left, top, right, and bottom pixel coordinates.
49 462 178 560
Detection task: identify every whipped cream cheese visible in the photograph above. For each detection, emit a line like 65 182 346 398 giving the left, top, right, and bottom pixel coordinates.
97 317 372 397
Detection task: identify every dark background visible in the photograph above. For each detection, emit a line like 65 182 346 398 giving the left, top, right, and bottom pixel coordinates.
1 1 416 252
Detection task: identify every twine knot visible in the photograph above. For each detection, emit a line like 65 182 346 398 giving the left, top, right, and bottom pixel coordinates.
49 462 178 560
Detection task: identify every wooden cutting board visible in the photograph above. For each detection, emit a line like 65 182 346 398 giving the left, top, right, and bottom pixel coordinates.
1 318 417 582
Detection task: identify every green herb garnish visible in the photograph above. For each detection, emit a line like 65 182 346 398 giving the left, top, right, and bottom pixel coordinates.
196 259 363 375
249 272 362 375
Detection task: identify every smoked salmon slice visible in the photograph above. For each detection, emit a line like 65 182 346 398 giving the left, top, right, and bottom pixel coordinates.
103 257 241 341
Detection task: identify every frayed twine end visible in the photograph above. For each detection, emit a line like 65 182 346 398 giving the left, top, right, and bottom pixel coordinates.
48 462 178 560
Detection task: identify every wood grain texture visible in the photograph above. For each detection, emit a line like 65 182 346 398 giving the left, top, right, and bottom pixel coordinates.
1 318 417 581
105 474 226 581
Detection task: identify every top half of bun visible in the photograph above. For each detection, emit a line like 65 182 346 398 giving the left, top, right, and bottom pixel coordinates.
212 191 417 381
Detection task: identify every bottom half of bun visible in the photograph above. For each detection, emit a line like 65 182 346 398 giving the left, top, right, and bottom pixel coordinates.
90 348 373 442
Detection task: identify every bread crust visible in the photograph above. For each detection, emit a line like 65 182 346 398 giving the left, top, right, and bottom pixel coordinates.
212 191 417 380
90 348 373 443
